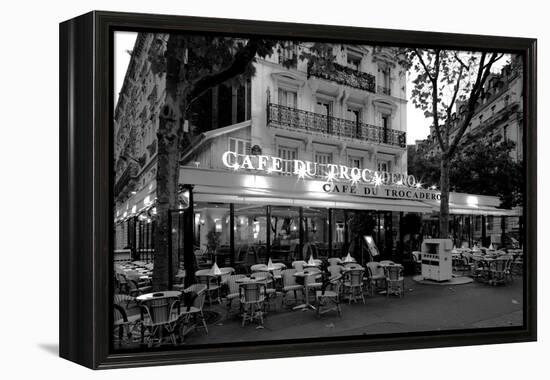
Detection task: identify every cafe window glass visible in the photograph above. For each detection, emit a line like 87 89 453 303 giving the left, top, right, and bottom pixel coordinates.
234 204 268 264
270 206 301 259
303 207 330 259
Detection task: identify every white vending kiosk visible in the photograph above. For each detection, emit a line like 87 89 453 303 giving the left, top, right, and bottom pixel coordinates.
421 239 453 282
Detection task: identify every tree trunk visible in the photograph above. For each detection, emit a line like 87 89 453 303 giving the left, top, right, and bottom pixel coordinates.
152 35 185 291
153 103 181 290
439 156 450 239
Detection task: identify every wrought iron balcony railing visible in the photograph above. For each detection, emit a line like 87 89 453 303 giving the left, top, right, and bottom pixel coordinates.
114 162 139 197
308 62 376 93
267 103 406 148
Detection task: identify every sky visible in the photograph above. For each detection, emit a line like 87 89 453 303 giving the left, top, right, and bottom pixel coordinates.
114 32 508 145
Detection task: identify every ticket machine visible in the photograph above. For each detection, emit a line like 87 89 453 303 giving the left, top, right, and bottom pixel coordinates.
421 238 453 282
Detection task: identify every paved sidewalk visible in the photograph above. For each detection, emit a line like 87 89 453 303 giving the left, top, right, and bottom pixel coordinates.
179 276 523 345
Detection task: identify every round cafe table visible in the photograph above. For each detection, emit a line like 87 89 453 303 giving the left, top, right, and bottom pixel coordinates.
136 290 181 302
292 270 321 311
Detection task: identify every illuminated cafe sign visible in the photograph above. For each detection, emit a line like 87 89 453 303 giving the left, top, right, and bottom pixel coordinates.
322 182 441 201
222 151 418 187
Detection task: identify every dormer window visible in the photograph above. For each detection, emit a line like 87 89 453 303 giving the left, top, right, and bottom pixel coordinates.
346 49 363 71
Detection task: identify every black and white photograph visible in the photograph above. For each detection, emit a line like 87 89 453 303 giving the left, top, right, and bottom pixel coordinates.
112 31 526 349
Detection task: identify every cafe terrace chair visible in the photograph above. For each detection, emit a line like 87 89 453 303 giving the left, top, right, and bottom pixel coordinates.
195 269 221 305
219 267 235 284
225 274 247 313
239 282 266 327
251 264 268 273
315 275 343 318
179 284 209 336
489 258 510 286
411 251 422 274
343 262 363 270
127 278 152 298
113 304 140 347
292 260 306 272
366 262 386 295
471 258 490 283
327 257 343 266
281 268 304 307
342 268 366 304
115 272 129 293
498 255 515 283
140 296 181 347
385 265 405 297
379 260 395 266
114 293 136 310
252 272 277 311
510 254 523 277
327 265 343 280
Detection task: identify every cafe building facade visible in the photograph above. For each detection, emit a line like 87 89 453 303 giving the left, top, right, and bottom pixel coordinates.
113 34 520 267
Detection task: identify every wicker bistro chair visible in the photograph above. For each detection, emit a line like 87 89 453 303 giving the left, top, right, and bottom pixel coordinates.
219 267 235 285
114 293 136 310
113 304 141 347
366 262 386 295
342 269 366 304
511 255 523 276
343 262 363 270
315 275 343 318
498 255 515 283
127 278 152 298
453 256 471 276
140 296 181 347
385 265 405 297
195 269 221 305
239 282 267 327
178 284 209 337
280 268 304 307
292 260 306 272
327 265 344 281
489 258 511 286
471 258 491 283
225 274 247 312
115 272 129 293
327 257 343 266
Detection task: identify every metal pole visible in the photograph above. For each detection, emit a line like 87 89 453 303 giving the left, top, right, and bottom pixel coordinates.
266 205 271 261
328 208 333 258
167 211 173 290
230 203 235 267
299 207 304 258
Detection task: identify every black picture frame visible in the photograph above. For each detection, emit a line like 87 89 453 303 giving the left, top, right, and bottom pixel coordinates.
59 10 537 369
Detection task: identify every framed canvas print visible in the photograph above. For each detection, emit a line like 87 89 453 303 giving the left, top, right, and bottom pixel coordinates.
59 11 537 369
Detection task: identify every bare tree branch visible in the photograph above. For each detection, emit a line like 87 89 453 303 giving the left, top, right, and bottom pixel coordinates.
453 53 469 70
415 49 434 82
446 64 465 121
430 49 447 152
447 52 501 158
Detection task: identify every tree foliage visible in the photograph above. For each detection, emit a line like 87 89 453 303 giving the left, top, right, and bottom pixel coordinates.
409 131 523 209
148 35 340 290
405 48 506 237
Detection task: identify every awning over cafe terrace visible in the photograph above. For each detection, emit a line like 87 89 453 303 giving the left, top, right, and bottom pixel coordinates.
181 167 515 216
422 200 520 217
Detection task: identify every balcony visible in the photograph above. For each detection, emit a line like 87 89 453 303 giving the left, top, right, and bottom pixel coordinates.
308 62 376 93
267 103 406 148
114 162 140 198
